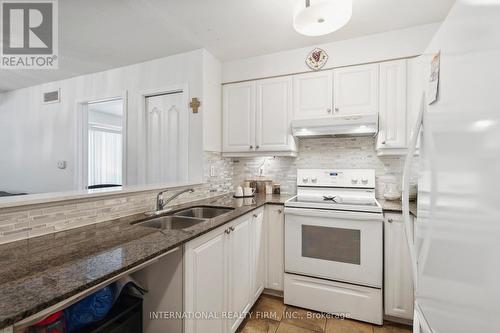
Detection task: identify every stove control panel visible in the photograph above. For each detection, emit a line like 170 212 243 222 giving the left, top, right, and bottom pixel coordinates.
297 169 375 188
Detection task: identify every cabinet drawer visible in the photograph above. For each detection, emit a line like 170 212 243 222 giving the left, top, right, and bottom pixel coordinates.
284 273 383 325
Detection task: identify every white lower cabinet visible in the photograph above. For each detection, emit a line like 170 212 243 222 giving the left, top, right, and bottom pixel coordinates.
265 205 285 292
384 213 414 320
227 214 252 333
184 226 227 333
184 207 265 333
251 209 266 302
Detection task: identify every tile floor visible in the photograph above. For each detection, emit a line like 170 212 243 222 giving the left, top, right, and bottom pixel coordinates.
237 294 412 333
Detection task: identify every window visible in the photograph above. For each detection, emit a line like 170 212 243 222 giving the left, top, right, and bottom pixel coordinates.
86 99 124 189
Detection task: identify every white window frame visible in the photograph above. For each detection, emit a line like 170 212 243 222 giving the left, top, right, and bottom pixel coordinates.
75 91 128 191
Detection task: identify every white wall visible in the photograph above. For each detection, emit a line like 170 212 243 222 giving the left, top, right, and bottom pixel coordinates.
202 50 222 152
222 23 441 83
0 49 206 194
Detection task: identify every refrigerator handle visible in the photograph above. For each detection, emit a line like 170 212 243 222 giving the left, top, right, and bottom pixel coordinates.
402 93 425 289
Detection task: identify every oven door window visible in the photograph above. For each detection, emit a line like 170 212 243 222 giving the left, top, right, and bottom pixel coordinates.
301 225 360 265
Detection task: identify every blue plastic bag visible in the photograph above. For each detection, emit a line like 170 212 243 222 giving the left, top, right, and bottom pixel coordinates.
64 284 116 332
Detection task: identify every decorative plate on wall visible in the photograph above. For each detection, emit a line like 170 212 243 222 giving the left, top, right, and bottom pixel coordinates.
306 48 328 70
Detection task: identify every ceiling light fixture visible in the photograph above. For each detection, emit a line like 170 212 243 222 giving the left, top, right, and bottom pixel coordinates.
294 0 352 37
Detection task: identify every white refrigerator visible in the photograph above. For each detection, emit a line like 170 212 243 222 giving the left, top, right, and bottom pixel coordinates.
402 0 500 332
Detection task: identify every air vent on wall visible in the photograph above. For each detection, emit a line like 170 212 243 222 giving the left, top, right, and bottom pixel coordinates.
42 89 60 104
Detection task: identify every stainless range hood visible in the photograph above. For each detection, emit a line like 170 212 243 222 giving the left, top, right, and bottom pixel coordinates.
291 113 378 138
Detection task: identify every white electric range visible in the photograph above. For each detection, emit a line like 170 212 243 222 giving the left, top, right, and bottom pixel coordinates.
284 169 383 325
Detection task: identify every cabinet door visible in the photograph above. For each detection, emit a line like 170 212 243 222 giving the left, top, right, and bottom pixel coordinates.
333 64 379 115
228 216 252 333
384 213 414 320
407 56 428 154
266 205 285 291
256 77 295 152
184 228 227 333
251 208 266 302
377 60 407 150
223 82 256 152
293 71 333 120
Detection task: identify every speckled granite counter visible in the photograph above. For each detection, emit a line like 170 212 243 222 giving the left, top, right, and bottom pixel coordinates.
378 199 418 217
0 193 292 329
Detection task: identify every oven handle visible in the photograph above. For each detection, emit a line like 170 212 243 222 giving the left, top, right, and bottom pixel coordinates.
284 207 383 221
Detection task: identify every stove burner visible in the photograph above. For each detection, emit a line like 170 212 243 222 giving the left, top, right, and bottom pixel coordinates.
323 195 342 203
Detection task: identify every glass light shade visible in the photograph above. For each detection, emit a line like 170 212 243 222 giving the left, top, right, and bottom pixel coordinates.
294 0 352 36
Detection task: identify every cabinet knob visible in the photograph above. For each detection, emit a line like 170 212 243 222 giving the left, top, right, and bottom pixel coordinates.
381 141 386 145
278 209 282 214
327 108 332 113
225 229 231 234
229 226 235 231
388 218 393 223
334 107 339 113
250 145 253 149
256 145 260 149
253 214 258 218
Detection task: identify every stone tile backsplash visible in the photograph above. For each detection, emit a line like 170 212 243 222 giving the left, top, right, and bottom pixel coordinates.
0 152 233 244
232 137 419 198
0 142 417 244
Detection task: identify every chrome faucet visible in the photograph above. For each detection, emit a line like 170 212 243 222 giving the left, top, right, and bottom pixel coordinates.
156 188 195 211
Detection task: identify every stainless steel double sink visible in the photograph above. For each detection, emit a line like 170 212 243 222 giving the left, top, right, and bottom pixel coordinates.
134 206 234 231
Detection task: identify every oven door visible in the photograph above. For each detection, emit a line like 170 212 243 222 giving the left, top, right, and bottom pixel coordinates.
285 207 383 288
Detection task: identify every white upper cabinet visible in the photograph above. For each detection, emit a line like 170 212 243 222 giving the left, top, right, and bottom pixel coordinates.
223 79 296 156
333 64 379 115
406 56 428 155
377 60 408 153
223 82 255 152
292 71 333 120
255 77 295 152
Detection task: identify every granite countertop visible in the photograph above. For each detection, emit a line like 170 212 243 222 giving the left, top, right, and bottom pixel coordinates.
378 199 418 217
0 193 292 329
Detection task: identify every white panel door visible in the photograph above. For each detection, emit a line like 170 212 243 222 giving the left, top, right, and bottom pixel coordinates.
377 60 407 150
145 92 188 184
384 213 414 320
293 71 333 120
333 64 379 115
266 205 285 291
223 82 255 152
251 208 266 302
184 228 227 333
255 77 294 152
228 216 252 333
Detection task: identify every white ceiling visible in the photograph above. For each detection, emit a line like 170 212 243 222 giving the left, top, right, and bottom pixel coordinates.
0 0 454 92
